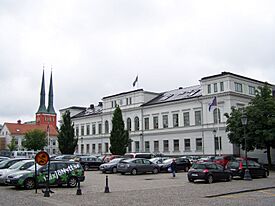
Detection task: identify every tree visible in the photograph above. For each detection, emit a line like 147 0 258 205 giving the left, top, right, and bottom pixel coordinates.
7 137 17 151
109 106 129 155
57 110 78 154
22 129 47 151
225 83 275 169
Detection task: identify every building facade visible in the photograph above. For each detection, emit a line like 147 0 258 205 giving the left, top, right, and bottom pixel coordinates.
61 72 275 163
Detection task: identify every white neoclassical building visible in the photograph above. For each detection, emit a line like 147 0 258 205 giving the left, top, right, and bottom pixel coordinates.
60 72 275 163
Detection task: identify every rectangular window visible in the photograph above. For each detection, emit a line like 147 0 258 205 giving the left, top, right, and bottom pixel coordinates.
163 140 169 152
98 123 102 134
92 124 96 135
208 84 211 94
86 124 90 135
162 115 168 128
220 82 224 91
145 141 150 152
81 125 85 136
86 144 90 154
184 139 191 151
215 136 222 150
214 83 218 92
126 98 129 105
75 126 79 137
196 138 202 151
183 112 190 126
129 97 132 104
81 144 84 154
105 143 109 153
98 143 102 153
111 101 114 108
135 141 140 152
92 144 96 153
153 116 159 129
154 141 159 152
249 86 255 95
235 82 243 92
144 117 149 130
173 139 179 152
173 114 179 127
195 111 201 125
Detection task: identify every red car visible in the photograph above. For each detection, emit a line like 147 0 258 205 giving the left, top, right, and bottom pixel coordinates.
213 155 236 167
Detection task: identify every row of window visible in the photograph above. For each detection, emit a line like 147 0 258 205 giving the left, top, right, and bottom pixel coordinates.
111 97 132 108
207 81 256 95
75 109 222 136
76 138 223 155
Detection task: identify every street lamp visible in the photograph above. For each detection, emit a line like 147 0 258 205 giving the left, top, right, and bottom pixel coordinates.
213 129 217 156
241 114 252 181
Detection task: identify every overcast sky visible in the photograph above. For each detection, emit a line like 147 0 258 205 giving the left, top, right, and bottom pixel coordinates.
1 0 275 125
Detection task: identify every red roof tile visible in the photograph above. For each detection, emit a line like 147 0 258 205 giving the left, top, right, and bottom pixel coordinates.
5 123 58 136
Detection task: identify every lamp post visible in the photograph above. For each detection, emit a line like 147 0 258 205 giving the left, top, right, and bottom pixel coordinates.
241 114 252 181
213 129 217 156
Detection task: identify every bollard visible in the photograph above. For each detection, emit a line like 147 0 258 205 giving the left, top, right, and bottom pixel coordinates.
104 175 110 193
76 177 82 195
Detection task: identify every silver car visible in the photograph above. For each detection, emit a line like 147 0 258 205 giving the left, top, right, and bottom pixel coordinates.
0 159 34 184
117 158 159 175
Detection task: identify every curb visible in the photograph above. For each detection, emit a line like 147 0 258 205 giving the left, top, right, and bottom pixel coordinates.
205 186 275 198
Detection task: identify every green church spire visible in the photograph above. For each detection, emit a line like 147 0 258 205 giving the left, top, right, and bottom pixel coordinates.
47 70 56 114
37 70 47 113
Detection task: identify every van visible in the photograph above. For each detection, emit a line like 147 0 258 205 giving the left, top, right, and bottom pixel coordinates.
11 151 36 159
123 153 155 159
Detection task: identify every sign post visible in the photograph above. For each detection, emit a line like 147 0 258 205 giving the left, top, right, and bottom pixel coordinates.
35 151 50 197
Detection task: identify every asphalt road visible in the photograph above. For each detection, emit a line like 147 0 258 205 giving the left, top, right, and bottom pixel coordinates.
0 170 275 206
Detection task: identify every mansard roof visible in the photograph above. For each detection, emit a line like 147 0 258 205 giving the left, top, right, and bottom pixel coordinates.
72 105 103 119
142 85 202 106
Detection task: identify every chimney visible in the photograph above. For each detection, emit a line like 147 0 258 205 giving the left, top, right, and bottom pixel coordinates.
98 102 103 107
17 120 21 124
179 87 183 89
90 104 94 109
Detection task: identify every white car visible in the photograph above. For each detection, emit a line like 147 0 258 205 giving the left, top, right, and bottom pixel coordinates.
0 159 34 184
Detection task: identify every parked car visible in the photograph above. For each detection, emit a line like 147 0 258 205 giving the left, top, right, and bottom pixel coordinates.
5 161 85 189
76 156 103 171
102 154 122 163
161 157 191 172
99 158 125 173
117 158 159 175
187 162 232 183
0 158 29 169
52 154 76 161
123 153 156 159
226 159 269 179
213 155 236 167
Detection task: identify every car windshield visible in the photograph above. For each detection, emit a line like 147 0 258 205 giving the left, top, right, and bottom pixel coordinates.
27 164 43 171
9 160 27 169
0 160 9 167
163 159 173 164
192 164 206 169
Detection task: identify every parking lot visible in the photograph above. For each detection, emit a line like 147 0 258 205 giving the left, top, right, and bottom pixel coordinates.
0 170 275 206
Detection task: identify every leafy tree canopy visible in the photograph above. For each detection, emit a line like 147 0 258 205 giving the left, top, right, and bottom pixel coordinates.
225 83 275 168
7 137 17 151
57 110 78 154
22 129 47 151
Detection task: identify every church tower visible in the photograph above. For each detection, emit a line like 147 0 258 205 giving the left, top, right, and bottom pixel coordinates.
36 70 57 127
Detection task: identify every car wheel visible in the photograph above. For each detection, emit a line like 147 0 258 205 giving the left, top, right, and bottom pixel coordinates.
84 165 89 171
112 167 117 173
227 174 233 182
207 175 214 184
131 168 137 175
263 171 268 178
152 168 159 174
188 178 194 183
24 178 35 190
67 177 78 188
